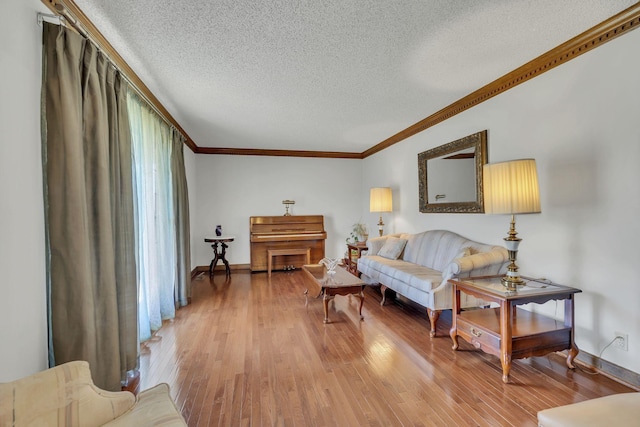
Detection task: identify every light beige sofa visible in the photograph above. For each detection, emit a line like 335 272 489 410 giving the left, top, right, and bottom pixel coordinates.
537 392 640 426
0 360 187 426
358 230 508 337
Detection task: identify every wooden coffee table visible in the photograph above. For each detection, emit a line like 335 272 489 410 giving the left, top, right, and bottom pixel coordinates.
302 264 365 324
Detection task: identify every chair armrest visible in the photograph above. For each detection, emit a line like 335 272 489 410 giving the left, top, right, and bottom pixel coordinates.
103 383 187 426
0 361 135 427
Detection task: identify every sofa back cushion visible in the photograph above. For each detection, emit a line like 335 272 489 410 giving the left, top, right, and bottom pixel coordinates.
402 230 496 271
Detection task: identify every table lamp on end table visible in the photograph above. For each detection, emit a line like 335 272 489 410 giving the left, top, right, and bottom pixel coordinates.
483 159 541 289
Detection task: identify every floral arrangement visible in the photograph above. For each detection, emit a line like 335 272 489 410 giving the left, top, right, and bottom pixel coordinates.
347 222 368 244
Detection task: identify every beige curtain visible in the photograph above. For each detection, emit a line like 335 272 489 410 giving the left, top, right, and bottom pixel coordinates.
42 23 138 391
171 129 191 307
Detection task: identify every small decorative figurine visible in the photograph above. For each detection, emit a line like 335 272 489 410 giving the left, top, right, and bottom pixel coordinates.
215 225 222 236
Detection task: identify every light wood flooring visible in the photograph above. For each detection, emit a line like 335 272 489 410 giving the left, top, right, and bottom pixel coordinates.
138 270 634 426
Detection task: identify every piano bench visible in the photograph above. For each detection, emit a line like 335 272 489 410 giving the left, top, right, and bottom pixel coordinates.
268 248 311 277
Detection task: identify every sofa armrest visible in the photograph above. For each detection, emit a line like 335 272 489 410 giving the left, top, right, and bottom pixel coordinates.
430 251 507 309
441 249 509 278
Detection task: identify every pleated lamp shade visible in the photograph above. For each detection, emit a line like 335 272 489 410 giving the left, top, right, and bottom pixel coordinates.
484 159 541 215
369 187 393 213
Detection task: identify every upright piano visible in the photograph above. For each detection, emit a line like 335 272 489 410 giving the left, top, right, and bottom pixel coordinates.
249 215 327 272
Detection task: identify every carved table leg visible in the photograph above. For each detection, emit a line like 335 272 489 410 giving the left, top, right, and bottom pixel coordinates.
323 293 334 324
209 242 220 275
566 344 579 369
356 289 364 321
427 308 440 338
501 353 512 383
500 300 513 383
565 297 578 369
220 242 230 276
450 326 459 350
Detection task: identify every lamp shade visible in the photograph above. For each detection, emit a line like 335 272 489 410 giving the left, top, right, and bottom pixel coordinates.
484 159 541 215
370 187 393 213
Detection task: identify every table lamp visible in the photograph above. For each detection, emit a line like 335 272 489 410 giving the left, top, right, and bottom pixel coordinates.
370 187 393 236
483 159 541 288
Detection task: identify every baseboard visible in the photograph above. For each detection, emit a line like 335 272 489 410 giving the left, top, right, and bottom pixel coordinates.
574 351 640 391
193 264 251 275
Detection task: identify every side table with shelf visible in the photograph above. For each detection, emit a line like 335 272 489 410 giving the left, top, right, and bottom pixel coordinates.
344 242 368 276
449 275 581 383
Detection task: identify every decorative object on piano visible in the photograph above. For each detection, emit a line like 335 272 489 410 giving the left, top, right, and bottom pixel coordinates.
483 159 541 289
370 187 393 236
347 222 368 244
282 200 295 216
215 225 222 236
319 257 341 275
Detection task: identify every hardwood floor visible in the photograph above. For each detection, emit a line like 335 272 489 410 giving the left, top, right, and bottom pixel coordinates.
138 270 633 426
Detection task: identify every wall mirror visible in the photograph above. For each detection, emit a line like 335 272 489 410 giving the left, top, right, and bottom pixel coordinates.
418 130 488 213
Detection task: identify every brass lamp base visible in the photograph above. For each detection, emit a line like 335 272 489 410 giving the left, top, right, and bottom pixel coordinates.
377 215 384 236
501 214 524 290
501 275 524 289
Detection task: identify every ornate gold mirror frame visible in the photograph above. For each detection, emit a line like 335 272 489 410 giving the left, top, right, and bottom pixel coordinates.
418 130 488 213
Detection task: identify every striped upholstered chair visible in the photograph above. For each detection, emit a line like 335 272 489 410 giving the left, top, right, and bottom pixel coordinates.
0 360 186 426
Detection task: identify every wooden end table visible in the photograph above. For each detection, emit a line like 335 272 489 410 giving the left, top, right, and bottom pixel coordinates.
449 275 581 383
345 242 368 276
302 264 365 324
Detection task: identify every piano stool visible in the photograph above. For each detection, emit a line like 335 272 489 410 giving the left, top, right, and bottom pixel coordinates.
268 248 311 277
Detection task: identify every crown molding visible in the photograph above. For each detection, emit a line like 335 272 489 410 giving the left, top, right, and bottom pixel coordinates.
362 2 640 158
195 146 363 159
42 1 640 159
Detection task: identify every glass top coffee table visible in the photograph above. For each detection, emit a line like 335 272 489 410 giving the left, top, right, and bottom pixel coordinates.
302 264 365 324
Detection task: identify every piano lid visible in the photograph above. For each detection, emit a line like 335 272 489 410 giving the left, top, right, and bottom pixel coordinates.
250 215 325 235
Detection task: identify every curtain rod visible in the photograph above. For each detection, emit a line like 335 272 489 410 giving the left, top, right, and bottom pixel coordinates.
37 12 66 27
40 0 197 152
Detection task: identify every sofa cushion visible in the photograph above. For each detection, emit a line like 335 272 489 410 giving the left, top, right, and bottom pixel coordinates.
358 255 442 307
377 237 407 260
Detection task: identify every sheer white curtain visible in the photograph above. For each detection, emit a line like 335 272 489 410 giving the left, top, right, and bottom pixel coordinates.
127 91 177 342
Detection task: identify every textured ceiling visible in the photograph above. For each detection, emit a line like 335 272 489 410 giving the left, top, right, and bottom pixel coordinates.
72 0 636 153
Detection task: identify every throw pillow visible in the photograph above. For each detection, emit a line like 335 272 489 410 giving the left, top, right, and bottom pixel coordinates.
378 237 408 260
453 246 471 261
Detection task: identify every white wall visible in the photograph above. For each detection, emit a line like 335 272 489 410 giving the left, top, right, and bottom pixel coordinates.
193 155 362 268
362 30 640 374
0 0 50 381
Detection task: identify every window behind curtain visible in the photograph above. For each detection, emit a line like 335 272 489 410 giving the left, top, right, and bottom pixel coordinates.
127 90 177 342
